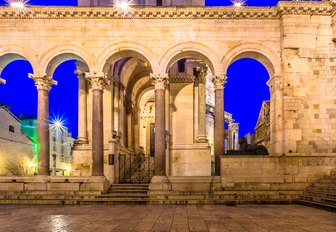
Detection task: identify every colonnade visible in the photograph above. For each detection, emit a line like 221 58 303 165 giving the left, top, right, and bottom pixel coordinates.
16 70 228 177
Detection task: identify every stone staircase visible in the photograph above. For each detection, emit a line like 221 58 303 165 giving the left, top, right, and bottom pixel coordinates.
79 184 150 205
300 171 336 212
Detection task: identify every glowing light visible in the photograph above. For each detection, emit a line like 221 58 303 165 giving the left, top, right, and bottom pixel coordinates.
231 0 246 9
50 114 68 134
6 0 30 13
113 0 133 15
28 162 36 168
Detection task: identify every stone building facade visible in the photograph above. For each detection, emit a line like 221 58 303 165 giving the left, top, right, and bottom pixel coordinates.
0 1 336 200
0 106 34 176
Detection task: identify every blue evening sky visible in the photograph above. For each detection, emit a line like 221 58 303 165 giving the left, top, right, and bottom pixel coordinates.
0 0 288 138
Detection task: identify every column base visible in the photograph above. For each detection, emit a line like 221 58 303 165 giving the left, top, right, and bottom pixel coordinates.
74 138 89 145
196 135 209 143
149 176 170 191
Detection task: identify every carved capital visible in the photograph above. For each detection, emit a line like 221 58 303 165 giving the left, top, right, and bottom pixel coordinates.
212 74 227 90
85 72 110 90
28 74 57 91
195 66 208 84
0 77 6 84
151 73 169 90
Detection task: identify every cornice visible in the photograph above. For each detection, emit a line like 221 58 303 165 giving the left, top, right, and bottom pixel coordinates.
0 2 333 20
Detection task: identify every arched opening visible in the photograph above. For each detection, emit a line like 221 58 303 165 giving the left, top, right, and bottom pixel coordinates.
225 58 271 151
164 51 216 176
46 53 90 176
0 54 36 176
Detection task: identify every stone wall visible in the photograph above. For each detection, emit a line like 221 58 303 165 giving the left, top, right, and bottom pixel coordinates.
221 156 336 195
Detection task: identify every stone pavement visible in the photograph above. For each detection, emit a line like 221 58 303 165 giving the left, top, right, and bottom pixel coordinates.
0 205 335 232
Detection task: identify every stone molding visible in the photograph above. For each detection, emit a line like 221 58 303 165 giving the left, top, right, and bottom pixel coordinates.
169 75 195 83
85 72 110 90
0 77 6 84
151 73 169 90
212 74 227 90
0 2 333 20
28 74 57 91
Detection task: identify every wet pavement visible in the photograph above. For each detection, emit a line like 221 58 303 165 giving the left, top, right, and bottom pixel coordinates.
0 204 335 232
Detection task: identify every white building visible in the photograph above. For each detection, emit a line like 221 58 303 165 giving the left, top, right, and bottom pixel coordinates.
0 105 34 176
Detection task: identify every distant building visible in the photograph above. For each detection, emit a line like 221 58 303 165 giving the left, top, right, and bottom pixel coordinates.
0 105 34 176
21 117 75 176
255 101 270 151
244 133 255 146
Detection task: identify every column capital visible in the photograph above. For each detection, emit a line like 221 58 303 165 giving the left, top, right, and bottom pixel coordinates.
195 66 208 84
28 74 57 91
212 74 227 90
0 77 6 84
85 72 110 90
151 73 169 90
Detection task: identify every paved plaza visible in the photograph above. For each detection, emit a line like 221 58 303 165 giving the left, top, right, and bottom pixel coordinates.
0 205 335 232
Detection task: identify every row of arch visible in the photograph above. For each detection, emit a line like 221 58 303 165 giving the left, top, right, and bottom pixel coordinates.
0 41 281 78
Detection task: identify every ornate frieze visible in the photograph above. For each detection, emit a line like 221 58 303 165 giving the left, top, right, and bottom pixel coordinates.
169 75 195 84
85 72 110 90
0 2 333 20
28 74 57 91
212 74 227 90
150 73 169 90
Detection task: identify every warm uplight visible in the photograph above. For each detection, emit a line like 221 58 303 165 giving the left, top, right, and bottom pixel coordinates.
231 0 246 9
54 121 62 128
114 0 133 14
28 162 37 168
6 0 29 13
10 1 24 8
50 116 67 133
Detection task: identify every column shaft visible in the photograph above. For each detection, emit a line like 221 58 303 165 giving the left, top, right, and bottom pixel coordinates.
212 74 227 176
151 73 168 176
155 88 166 176
77 73 88 143
92 89 104 176
197 69 208 142
37 88 50 175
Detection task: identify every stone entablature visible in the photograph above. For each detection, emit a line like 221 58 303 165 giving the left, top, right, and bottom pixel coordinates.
0 2 333 20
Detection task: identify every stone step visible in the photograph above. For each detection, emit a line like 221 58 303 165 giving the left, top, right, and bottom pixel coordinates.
305 190 336 199
301 195 336 206
312 182 336 189
98 193 148 198
299 200 336 212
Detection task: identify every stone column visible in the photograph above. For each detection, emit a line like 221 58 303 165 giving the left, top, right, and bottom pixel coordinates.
29 74 57 176
75 70 88 144
85 72 110 176
197 67 208 143
151 73 168 176
0 77 6 84
212 74 227 176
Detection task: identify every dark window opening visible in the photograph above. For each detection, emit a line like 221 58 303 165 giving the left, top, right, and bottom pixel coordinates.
157 0 162 6
9 125 15 133
178 59 186 73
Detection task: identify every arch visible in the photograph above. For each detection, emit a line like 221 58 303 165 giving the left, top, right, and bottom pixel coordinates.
39 44 94 76
160 41 221 74
97 41 158 74
221 43 281 77
0 44 39 75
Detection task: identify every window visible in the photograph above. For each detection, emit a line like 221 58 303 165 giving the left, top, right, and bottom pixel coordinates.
178 59 186 73
156 0 162 6
53 136 56 142
9 125 15 133
139 0 145 5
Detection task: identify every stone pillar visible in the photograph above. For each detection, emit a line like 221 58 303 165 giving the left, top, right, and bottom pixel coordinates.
197 68 208 143
29 74 57 176
85 72 110 176
151 73 168 176
212 74 227 176
0 77 6 84
75 70 89 144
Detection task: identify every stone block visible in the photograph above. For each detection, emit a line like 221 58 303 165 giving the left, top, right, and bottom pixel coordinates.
47 183 80 191
0 183 23 191
24 183 47 191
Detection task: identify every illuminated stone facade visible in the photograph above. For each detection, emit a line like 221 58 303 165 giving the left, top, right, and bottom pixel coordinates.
0 1 336 202
0 106 34 176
